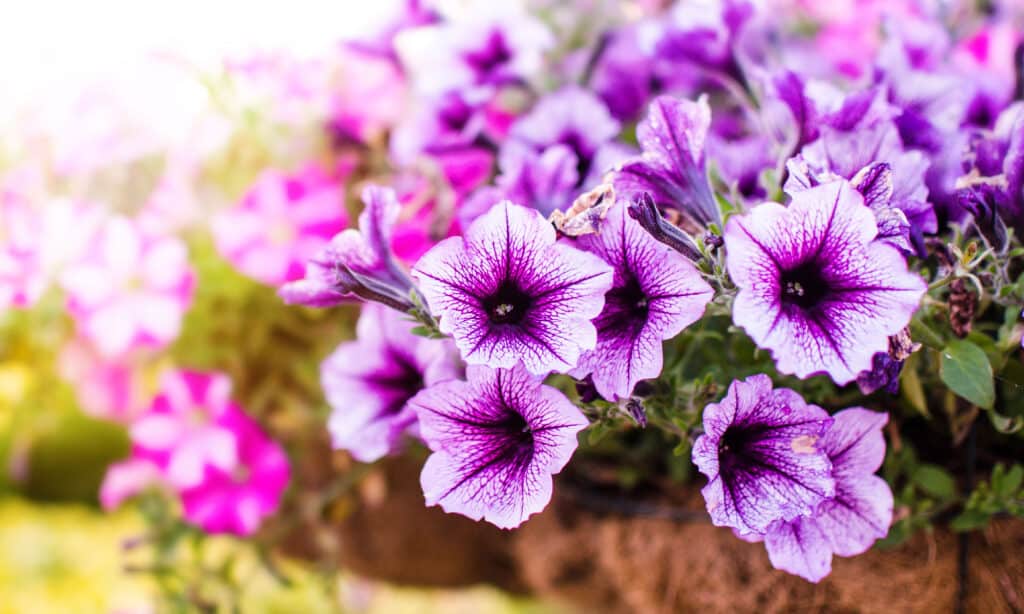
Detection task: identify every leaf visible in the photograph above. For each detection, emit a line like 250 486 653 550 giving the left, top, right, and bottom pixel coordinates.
951 509 990 532
988 411 1024 434
900 352 928 417
913 464 957 500
995 464 1024 498
940 339 995 409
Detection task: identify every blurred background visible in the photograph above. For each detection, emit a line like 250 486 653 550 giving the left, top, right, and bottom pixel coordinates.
0 1 562 611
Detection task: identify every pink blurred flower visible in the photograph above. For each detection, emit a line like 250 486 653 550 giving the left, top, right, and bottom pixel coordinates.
179 409 290 536
100 370 290 534
328 45 408 146
61 216 194 358
101 370 289 536
1 170 104 309
212 163 348 285
58 339 147 422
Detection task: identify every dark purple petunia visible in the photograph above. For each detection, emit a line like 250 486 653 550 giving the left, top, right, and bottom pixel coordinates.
279 185 415 311
412 200 613 375
692 374 835 535
725 180 926 385
612 95 720 230
411 363 588 529
321 304 460 462
763 409 893 582
570 200 713 400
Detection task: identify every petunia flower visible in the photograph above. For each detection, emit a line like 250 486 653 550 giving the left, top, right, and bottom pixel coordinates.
179 408 290 537
60 216 194 359
410 363 588 529
724 180 926 385
612 95 719 231
212 162 348 286
692 374 835 535
785 118 937 255
321 303 460 462
570 200 713 400
279 185 416 311
763 409 893 582
127 370 241 489
412 200 613 375
396 3 553 96
507 86 623 188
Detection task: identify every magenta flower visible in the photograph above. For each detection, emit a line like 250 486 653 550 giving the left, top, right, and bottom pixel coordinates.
612 96 719 230
410 363 588 529
322 303 460 462
763 409 893 582
213 162 348 286
412 200 613 375
280 185 415 310
179 409 290 537
571 200 713 400
127 370 241 489
692 374 835 535
724 181 926 385
101 370 290 536
60 216 194 359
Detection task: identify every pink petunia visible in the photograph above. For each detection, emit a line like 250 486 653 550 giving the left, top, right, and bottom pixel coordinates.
60 216 194 359
212 162 348 286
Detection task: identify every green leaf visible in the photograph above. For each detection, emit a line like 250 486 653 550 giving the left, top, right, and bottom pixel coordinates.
939 339 995 409
913 464 957 500
995 464 1024 498
988 411 1024 434
951 509 990 532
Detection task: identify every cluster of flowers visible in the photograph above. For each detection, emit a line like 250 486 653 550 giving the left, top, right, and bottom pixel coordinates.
272 0 1023 583
3 0 1023 585
102 371 289 536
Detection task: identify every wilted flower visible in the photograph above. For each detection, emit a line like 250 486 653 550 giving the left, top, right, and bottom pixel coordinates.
213 163 348 286
61 216 194 359
322 303 460 462
413 200 613 374
692 374 835 535
725 181 926 385
763 409 893 582
571 200 713 400
613 96 719 231
279 185 416 310
410 363 588 528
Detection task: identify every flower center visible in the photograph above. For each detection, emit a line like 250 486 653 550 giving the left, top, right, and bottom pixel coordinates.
779 262 829 310
464 30 512 78
483 282 532 325
231 464 251 483
596 276 649 335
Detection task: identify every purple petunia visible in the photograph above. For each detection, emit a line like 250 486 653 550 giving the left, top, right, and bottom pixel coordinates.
279 185 415 311
692 374 836 536
321 303 460 462
725 180 926 385
763 409 893 582
412 200 613 375
570 200 713 400
612 95 719 230
410 363 588 529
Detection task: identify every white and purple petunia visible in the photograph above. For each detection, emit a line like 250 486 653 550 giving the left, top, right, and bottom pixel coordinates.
725 180 927 385
612 95 720 230
279 185 415 311
412 200 613 375
570 199 713 400
692 374 836 536
762 408 893 582
410 363 589 529
321 303 460 462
